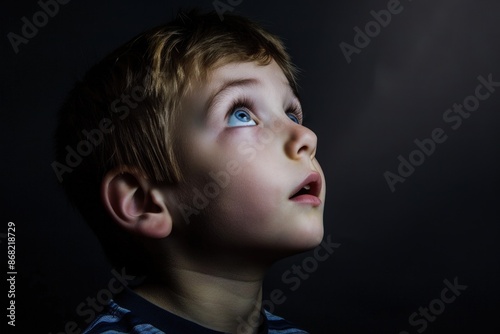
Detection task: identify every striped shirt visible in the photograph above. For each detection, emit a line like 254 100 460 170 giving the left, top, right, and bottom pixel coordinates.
82 288 308 334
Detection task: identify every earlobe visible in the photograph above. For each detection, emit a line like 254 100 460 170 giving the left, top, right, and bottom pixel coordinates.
101 167 173 239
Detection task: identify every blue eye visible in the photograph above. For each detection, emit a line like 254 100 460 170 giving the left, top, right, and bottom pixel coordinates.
287 112 300 124
228 108 257 127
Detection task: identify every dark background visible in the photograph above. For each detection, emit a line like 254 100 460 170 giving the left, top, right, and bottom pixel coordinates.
2 0 499 333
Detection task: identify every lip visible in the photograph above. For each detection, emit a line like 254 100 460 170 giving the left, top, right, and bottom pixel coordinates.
289 172 322 207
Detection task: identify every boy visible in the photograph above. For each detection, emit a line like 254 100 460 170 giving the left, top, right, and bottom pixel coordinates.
55 10 326 334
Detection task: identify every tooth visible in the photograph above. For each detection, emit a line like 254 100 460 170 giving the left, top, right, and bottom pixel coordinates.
304 185 311 190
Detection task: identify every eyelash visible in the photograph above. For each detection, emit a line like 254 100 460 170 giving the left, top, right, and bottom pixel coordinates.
227 97 303 125
227 96 256 120
287 104 304 125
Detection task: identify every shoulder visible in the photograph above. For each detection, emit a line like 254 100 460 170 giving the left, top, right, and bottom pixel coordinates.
82 300 165 334
265 310 309 334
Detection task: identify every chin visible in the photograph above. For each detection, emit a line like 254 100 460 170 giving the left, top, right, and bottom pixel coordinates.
300 224 325 249
281 220 325 254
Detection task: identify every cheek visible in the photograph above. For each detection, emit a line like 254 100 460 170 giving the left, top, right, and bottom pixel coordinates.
175 125 285 224
213 132 285 218
199 158 285 244
213 166 280 220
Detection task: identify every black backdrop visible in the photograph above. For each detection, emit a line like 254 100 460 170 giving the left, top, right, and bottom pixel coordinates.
2 0 499 333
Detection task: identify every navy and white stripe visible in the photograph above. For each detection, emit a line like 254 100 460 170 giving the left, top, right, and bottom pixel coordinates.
82 289 308 334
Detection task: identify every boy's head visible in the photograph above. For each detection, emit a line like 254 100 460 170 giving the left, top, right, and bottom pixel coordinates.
55 10 325 275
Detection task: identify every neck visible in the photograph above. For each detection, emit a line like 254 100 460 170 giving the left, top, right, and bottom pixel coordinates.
133 263 266 333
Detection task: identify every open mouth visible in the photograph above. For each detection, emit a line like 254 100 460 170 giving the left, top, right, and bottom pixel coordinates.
290 184 313 198
289 172 322 201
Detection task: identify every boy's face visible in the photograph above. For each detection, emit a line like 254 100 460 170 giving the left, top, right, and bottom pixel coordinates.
170 60 326 260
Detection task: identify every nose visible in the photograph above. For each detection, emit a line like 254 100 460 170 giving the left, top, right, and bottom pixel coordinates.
285 122 318 160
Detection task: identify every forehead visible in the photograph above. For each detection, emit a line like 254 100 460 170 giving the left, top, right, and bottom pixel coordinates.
209 60 289 86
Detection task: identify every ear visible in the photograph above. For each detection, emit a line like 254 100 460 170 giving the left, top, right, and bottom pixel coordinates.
101 167 173 239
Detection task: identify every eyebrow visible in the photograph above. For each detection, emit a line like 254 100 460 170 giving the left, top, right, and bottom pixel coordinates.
205 78 260 116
